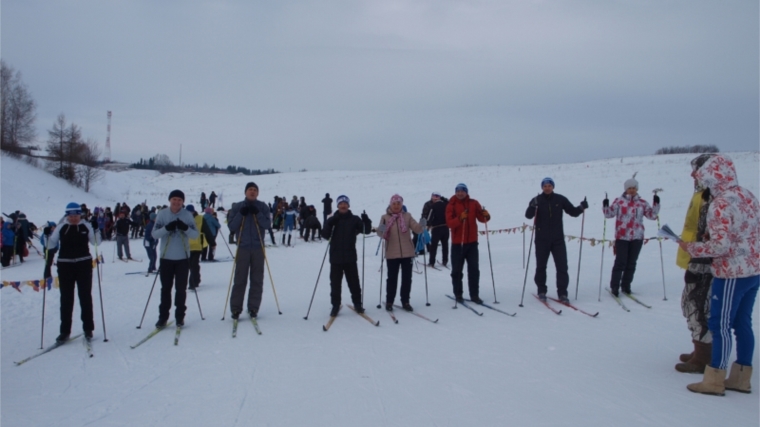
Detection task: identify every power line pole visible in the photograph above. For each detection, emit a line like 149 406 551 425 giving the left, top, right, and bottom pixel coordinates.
105 111 112 162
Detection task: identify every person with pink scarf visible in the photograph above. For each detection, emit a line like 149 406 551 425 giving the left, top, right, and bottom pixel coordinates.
377 194 425 312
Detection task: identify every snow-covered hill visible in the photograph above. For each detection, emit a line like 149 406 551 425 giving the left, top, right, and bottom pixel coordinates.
1 152 758 427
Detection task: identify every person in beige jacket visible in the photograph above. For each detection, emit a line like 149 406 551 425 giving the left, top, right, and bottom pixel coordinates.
377 194 425 312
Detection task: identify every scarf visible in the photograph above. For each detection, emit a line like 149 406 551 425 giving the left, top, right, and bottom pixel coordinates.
383 212 408 240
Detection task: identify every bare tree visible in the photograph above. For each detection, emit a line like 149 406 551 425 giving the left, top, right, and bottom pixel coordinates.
46 114 85 184
0 61 37 156
78 138 103 192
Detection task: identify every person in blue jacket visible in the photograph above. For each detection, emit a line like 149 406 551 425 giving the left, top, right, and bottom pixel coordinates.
143 213 158 273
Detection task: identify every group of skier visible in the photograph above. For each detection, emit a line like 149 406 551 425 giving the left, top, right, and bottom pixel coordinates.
11 153 758 397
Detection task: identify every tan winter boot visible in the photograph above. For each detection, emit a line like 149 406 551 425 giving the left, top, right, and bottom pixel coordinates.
687 366 726 396
724 362 752 393
676 341 711 373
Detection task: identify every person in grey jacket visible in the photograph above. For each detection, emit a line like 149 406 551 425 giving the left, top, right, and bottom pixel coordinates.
227 182 271 319
151 189 199 328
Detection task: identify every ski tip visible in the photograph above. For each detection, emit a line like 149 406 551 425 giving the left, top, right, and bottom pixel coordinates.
303 316 309 320
278 311 283 315
433 319 439 323
592 313 600 317
393 319 398 324
374 321 380 326
322 325 328 331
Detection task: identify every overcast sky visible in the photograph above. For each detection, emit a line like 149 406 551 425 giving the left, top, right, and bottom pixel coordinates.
2 1 758 171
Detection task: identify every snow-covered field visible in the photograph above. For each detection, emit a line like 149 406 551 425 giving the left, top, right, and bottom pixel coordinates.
2 152 759 427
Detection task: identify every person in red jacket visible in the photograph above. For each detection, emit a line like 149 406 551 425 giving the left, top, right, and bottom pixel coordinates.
445 183 490 304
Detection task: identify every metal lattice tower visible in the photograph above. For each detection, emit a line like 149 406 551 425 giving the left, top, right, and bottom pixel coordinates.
105 111 112 162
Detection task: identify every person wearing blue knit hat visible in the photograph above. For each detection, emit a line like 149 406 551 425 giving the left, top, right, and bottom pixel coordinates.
525 177 588 303
46 202 101 343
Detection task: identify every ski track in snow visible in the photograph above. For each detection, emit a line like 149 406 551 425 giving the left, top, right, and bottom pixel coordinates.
2 152 759 426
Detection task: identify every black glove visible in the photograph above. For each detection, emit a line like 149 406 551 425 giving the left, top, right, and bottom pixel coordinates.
250 204 259 215
43 226 52 236
239 206 249 216
176 219 188 231
529 197 538 208
603 198 609 208
360 212 369 223
361 211 372 229
653 194 660 205
164 220 177 232
580 197 589 210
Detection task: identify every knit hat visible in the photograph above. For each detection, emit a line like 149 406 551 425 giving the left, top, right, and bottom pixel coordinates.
431 192 441 198
65 202 82 216
245 182 259 192
168 189 185 201
390 194 404 204
336 195 350 206
624 172 639 190
47 221 56 227
186 204 196 213
204 207 213 214
541 177 555 188
455 183 468 194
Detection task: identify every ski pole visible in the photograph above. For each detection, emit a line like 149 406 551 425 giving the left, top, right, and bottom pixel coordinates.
304 230 332 320
421 231 430 306
40 247 49 349
361 210 366 305
222 220 244 320
94 239 109 341
377 240 385 309
653 188 667 301
598 193 608 301
483 207 499 304
574 201 586 300
219 226 236 258
137 235 171 329
184 234 206 321
519 202 539 307
254 214 282 315
522 222 526 269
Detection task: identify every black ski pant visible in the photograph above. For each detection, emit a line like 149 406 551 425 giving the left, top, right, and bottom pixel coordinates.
610 239 643 293
329 262 362 308
58 259 95 336
450 242 480 299
189 250 202 288
428 227 449 266
1 245 13 267
15 237 25 263
534 239 569 297
386 257 413 304
44 248 57 279
158 258 190 323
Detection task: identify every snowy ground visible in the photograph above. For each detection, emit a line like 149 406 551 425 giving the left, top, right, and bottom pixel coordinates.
2 152 759 427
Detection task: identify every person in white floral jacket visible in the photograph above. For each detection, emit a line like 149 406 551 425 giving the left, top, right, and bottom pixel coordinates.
603 175 660 296
679 154 760 396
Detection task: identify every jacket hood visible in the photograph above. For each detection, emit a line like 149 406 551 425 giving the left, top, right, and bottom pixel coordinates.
694 154 738 196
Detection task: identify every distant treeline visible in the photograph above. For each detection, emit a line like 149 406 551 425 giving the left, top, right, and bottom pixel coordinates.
655 145 720 155
130 155 278 176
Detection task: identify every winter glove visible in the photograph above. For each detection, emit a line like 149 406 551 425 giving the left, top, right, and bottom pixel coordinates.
239 206 249 216
603 198 609 208
361 212 372 231
529 197 538 209
176 219 189 231
164 220 177 232
481 210 490 221
419 217 427 228
459 211 468 221
250 204 260 215
377 223 387 235
360 212 370 223
580 197 589 210
653 194 660 205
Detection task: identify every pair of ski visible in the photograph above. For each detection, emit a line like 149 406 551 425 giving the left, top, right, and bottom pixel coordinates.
384 305 439 324
232 316 262 337
130 321 183 348
14 334 92 366
322 305 380 331
446 295 517 317
125 271 158 276
119 258 142 263
533 295 600 317
606 289 652 312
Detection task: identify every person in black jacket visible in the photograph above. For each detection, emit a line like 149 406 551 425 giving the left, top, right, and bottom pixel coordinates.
46 202 101 343
426 192 450 267
321 195 372 316
525 177 588 302
321 193 333 225
114 208 135 260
